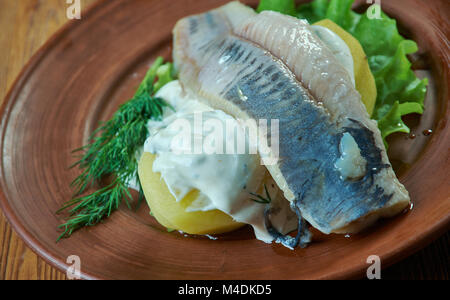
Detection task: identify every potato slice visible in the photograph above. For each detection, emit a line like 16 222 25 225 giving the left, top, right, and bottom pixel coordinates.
138 152 245 235
314 19 377 116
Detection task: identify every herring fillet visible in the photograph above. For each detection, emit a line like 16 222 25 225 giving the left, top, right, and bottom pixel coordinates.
173 2 410 240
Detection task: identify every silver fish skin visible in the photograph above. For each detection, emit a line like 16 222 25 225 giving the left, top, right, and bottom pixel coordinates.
172 2 410 245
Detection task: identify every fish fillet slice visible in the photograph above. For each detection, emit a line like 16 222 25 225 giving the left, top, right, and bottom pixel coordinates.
233 10 410 232
237 12 366 123
172 2 410 244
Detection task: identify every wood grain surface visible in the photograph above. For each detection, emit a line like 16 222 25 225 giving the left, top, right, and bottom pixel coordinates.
0 0 97 280
0 0 448 280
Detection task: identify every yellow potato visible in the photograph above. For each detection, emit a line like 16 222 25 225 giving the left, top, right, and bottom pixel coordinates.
314 19 377 116
138 152 245 235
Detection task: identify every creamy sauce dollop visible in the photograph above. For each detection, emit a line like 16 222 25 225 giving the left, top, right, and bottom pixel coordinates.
143 81 296 242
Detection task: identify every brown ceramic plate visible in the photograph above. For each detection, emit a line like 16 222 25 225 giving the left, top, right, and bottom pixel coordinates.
0 0 449 280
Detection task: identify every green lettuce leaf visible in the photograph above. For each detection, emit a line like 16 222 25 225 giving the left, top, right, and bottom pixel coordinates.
377 101 423 146
297 0 361 30
154 62 177 93
257 0 297 16
262 0 428 146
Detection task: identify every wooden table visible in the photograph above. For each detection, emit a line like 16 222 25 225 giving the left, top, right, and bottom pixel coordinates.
0 0 448 280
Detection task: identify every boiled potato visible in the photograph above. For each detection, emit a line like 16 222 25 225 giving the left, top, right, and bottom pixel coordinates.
138 152 245 235
314 19 377 116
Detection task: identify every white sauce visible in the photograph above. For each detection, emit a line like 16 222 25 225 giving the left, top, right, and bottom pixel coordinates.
312 25 355 87
143 81 296 243
335 133 367 180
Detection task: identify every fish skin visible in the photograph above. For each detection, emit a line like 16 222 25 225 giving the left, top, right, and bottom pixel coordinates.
173 2 410 239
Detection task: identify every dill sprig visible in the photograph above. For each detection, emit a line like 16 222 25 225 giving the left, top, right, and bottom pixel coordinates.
250 184 272 204
57 57 173 241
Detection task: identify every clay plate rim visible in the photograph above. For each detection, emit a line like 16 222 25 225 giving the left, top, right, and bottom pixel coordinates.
0 0 448 280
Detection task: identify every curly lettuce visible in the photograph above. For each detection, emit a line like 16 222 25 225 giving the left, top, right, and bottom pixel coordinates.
258 0 428 146
257 0 297 15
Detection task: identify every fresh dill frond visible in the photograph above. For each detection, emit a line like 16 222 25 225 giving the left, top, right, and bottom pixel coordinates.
57 57 174 241
250 184 272 204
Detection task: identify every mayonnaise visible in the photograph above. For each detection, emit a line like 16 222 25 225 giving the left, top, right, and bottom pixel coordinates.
143 81 296 242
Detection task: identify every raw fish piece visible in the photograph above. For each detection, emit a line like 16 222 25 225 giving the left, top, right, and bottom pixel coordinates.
172 2 410 247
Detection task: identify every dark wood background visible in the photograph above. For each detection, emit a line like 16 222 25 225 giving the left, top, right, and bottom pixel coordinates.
0 0 448 280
